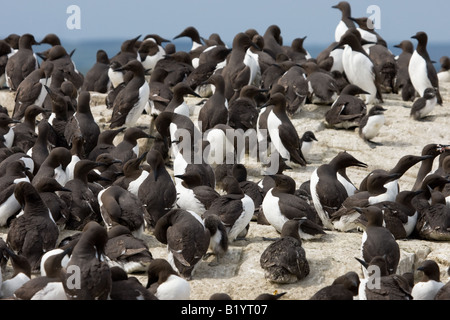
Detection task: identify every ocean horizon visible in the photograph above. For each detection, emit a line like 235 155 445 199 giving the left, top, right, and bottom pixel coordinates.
54 38 450 76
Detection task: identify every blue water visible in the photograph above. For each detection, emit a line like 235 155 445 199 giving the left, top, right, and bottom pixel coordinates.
60 38 450 76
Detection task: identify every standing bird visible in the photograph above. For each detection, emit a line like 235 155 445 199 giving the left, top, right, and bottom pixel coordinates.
109 127 153 165
357 206 400 277
408 31 442 105
222 32 259 101
411 260 445 300
310 151 368 230
109 60 150 129
12 60 53 121
266 92 306 166
339 30 383 104
204 176 255 242
109 35 140 66
0 112 20 148
81 49 110 93
197 74 228 132
59 160 104 230
61 221 111 300
262 174 325 240
393 40 416 101
154 208 210 279
260 219 310 284
87 127 125 161
138 150 177 228
410 87 437 120
5 33 39 90
164 82 201 117
332 1 356 42
203 213 228 266
65 91 100 158
6 182 59 272
32 146 71 188
358 105 386 147
174 171 220 216
12 105 47 153
356 256 413 300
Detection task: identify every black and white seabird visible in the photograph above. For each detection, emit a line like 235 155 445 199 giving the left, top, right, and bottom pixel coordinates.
266 92 307 166
33 176 70 226
109 60 150 129
358 105 386 146
138 150 176 228
262 174 324 239
146 258 190 300
98 185 148 239
109 266 157 300
174 171 220 216
325 84 368 129
0 111 20 148
0 246 32 298
413 175 450 241
65 91 101 157
438 56 450 82
232 164 264 213
331 171 402 232
222 32 259 101
357 206 400 277
227 85 264 132
12 105 47 153
309 271 360 300
110 35 141 66
173 26 205 68
58 160 104 230
109 127 153 165
260 219 310 284
5 33 39 90
6 181 59 272
411 260 445 300
409 31 443 105
310 151 368 230
197 74 228 132
332 1 356 42
104 225 153 273
32 146 71 188
12 61 53 121
154 208 210 279
61 221 111 300
393 40 416 102
337 30 383 104
410 87 438 120
356 255 413 300
81 49 110 93
203 213 228 266
164 81 201 117
112 151 148 194
301 61 339 105
87 127 126 161
203 176 255 242
276 64 309 116
0 160 31 227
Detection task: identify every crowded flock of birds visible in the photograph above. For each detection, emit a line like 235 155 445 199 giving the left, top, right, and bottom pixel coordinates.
0 1 449 300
